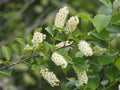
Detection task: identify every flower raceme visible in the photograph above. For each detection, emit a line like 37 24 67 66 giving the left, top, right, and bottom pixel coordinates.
51 52 68 69
74 67 88 85
40 67 60 87
31 32 46 48
93 45 107 56
54 7 69 28
77 70 88 85
78 40 93 57
24 32 46 50
55 40 73 49
54 6 79 33
65 16 79 33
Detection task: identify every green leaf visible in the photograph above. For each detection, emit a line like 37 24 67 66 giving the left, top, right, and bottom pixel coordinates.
15 38 25 47
31 65 40 70
77 13 92 22
0 69 12 76
97 53 114 65
111 11 120 25
101 80 109 86
115 58 120 70
1 46 12 61
75 51 83 58
11 44 21 55
92 14 111 33
66 78 79 88
92 29 110 41
105 66 120 82
106 25 120 33
88 76 100 90
0 59 4 64
54 34 65 41
113 0 120 9
34 27 42 32
45 26 55 36
99 0 112 7
26 34 33 45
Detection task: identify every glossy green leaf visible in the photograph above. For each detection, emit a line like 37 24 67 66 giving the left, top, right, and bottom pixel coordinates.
115 58 120 70
11 44 21 55
92 14 111 33
1 46 12 61
0 59 4 64
77 13 92 22
0 69 12 76
99 0 112 7
106 25 120 33
105 66 120 82
92 29 110 41
97 53 114 65
45 26 55 36
88 76 100 90
75 51 83 58
15 38 25 47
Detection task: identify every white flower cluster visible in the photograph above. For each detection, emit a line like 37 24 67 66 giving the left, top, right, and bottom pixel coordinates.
24 44 33 51
54 6 79 33
51 52 68 69
93 45 107 56
78 40 93 57
74 67 88 85
55 40 73 49
40 67 60 87
31 32 46 48
54 7 69 28
24 32 46 50
65 16 79 33
78 70 88 85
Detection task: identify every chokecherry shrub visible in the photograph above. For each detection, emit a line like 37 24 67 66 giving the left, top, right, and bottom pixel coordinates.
0 0 120 90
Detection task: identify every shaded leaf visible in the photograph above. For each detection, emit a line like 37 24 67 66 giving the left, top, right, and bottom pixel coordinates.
1 46 12 61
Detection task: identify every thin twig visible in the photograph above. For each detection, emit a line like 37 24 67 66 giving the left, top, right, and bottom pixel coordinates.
0 44 72 71
0 54 40 71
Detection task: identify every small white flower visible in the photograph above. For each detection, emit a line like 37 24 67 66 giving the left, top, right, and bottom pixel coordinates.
24 44 33 51
74 67 88 85
40 67 60 87
54 7 69 28
78 40 93 57
55 40 73 49
51 52 68 68
31 32 46 48
65 16 79 33
93 45 107 56
55 42 65 49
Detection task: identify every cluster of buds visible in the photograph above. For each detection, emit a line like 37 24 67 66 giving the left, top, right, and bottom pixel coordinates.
65 16 79 33
24 44 33 51
74 67 88 85
40 67 60 87
54 7 79 33
31 32 46 48
93 45 107 56
24 32 46 51
54 7 69 28
78 40 93 57
51 52 68 69
55 40 73 49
